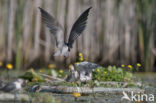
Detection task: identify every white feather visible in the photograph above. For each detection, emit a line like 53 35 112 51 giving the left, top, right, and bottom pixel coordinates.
14 82 22 90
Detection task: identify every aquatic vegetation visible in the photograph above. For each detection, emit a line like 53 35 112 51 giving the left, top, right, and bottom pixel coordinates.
78 52 84 62
96 68 100 72
93 66 133 82
58 69 65 78
137 63 141 67
136 63 142 72
121 64 142 72
5 63 14 80
39 69 43 73
127 65 133 69
121 64 125 68
59 69 63 74
20 69 44 82
78 53 83 57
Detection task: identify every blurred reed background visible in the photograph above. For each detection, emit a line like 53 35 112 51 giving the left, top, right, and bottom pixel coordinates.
0 0 156 72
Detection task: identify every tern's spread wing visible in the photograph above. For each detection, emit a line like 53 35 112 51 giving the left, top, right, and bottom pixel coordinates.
67 7 92 49
39 7 64 48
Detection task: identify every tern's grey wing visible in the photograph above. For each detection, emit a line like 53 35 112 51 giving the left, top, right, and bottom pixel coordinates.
1 83 16 92
67 7 92 49
76 62 99 73
39 7 64 48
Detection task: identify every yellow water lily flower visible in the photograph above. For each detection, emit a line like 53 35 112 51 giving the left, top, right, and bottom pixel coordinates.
48 64 55 69
39 70 43 73
121 64 125 68
59 69 63 74
127 65 133 69
73 92 81 98
6 63 13 70
79 57 83 61
0 62 3 67
78 53 83 57
137 63 141 67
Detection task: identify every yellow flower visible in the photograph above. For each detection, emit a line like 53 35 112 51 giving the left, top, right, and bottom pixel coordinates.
79 57 83 61
73 92 81 98
6 64 13 70
69 65 73 69
137 63 141 67
75 62 80 65
0 62 3 67
39 70 43 73
121 64 125 68
104 71 107 74
78 53 83 57
127 65 133 69
48 64 55 69
96 68 100 72
59 69 63 74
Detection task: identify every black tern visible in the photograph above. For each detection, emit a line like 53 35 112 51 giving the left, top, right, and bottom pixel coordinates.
39 7 92 57
66 62 99 82
0 79 24 92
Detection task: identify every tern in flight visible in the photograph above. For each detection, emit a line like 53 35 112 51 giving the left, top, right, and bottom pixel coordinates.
39 7 92 57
